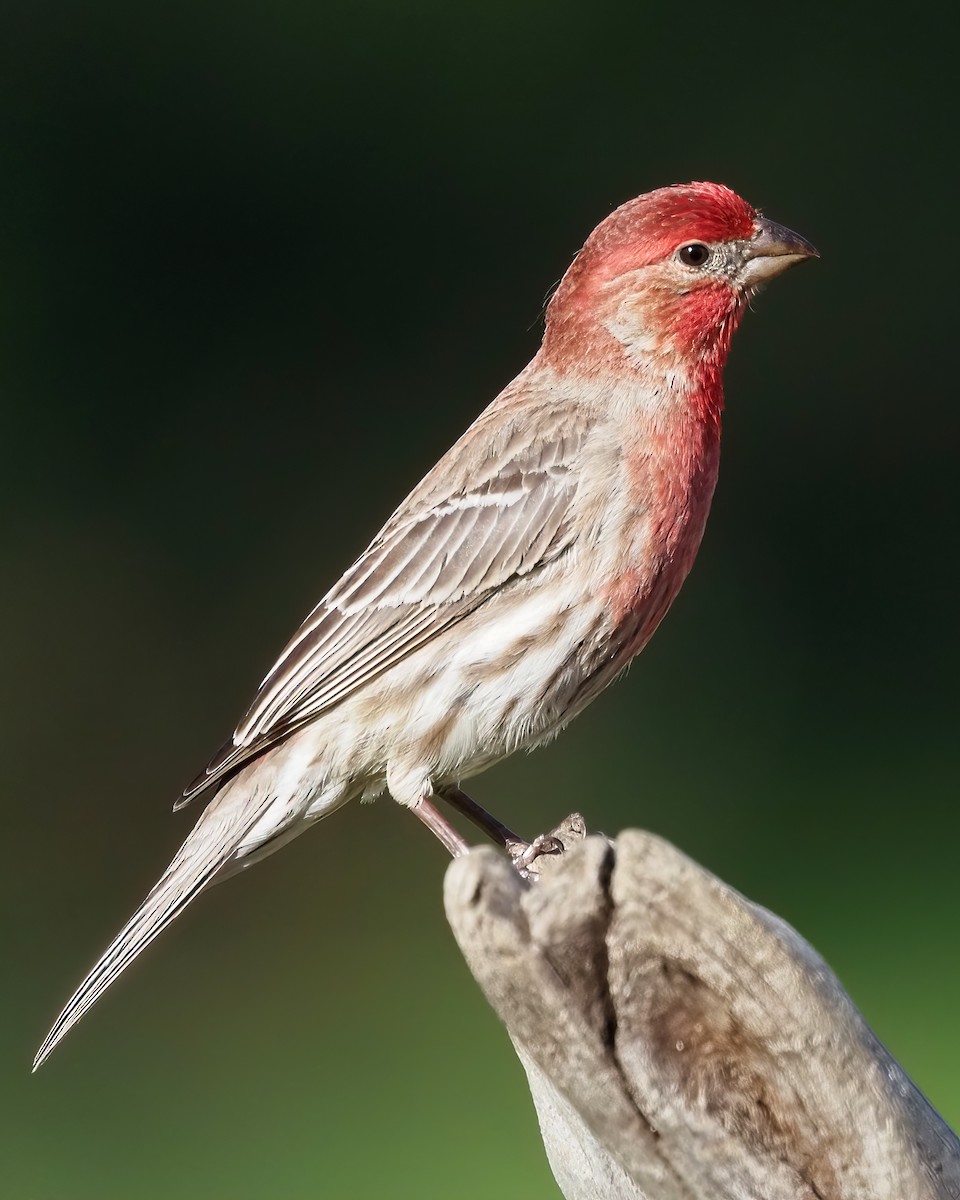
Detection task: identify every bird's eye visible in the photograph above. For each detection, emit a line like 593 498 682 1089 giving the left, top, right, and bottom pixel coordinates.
678 243 711 268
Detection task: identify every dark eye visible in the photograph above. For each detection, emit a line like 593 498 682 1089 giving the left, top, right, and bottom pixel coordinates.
678 243 711 268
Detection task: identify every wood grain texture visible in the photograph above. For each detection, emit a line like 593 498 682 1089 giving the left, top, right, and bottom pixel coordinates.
443 826 960 1200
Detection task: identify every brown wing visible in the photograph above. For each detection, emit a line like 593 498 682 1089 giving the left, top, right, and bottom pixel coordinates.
177 397 586 808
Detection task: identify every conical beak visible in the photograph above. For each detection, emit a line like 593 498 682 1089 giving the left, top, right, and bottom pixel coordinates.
739 216 819 287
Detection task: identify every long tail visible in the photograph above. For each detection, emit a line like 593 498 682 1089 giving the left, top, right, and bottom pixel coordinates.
33 778 275 1071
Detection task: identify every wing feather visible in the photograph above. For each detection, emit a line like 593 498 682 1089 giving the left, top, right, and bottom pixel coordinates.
178 398 586 807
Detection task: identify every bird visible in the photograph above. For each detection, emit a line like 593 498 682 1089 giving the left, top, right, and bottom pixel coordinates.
34 181 817 1069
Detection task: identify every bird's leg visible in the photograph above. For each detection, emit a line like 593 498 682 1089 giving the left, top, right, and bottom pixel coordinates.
438 785 563 869
437 785 522 849
410 795 471 858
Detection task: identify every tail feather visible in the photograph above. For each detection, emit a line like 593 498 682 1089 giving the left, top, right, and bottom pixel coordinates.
33 781 273 1071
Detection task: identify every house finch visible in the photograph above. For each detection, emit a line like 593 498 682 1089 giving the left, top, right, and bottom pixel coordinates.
35 181 816 1069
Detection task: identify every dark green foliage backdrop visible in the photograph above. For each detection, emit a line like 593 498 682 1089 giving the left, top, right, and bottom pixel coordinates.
2 2 956 1196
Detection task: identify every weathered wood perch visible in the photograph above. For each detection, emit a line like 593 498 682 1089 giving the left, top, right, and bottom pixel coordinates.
443 819 960 1199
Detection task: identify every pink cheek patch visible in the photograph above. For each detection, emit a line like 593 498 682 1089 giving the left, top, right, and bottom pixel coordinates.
673 284 743 355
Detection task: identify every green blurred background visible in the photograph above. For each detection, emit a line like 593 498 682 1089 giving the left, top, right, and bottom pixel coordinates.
2 1 957 1195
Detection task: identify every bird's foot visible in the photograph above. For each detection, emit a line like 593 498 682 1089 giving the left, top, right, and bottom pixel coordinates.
430 785 588 878
506 833 563 871
506 813 588 879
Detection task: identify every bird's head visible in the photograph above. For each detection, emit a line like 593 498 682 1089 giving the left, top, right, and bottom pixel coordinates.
542 182 817 378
